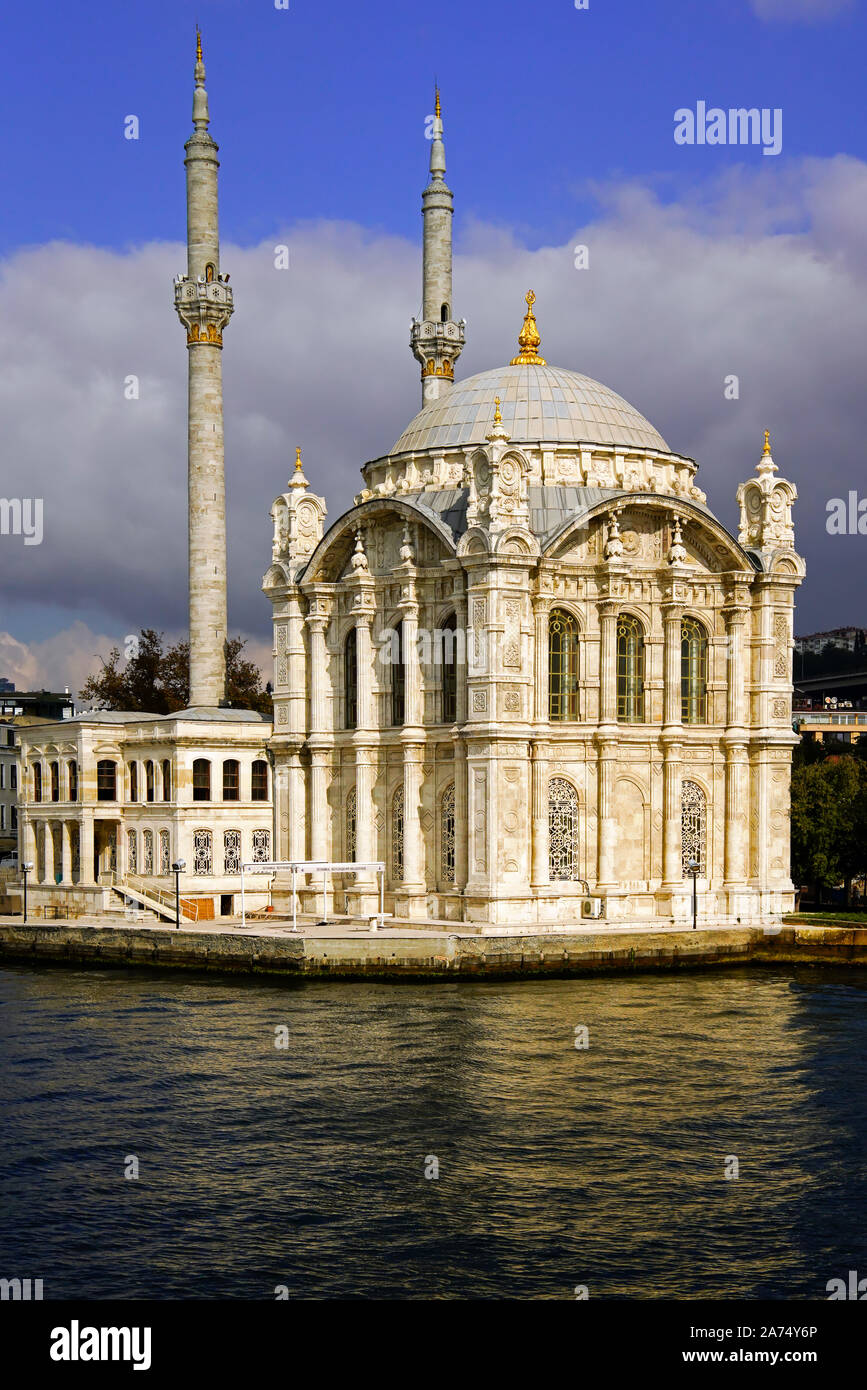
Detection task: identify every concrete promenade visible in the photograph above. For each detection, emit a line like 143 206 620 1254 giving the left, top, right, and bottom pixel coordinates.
1 915 866 980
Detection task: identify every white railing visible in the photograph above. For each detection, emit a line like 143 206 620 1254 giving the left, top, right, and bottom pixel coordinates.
113 872 200 922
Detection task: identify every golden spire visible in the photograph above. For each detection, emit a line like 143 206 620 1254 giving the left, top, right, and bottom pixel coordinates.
762 429 771 456
510 290 547 366
295 445 303 472
435 86 441 118
493 396 502 425
196 28 202 63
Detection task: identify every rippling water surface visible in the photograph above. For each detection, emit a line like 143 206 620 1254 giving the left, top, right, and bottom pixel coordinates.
1 963 866 1299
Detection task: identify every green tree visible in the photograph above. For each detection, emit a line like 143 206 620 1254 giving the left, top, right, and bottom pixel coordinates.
791 757 867 905
80 629 271 717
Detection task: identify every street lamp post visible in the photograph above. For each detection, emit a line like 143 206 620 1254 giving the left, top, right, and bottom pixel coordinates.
688 857 699 931
22 861 34 925
171 860 186 930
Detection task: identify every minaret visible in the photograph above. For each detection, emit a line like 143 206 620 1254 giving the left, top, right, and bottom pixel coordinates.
410 88 465 406
173 30 233 707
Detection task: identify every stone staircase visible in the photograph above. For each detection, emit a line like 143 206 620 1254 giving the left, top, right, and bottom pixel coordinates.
111 873 200 925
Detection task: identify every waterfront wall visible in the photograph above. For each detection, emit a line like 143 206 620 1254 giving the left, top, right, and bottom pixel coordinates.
1 922 866 980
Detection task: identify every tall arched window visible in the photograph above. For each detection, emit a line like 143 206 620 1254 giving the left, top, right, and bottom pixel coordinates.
391 786 404 880
617 614 645 723
344 627 358 730
681 618 708 724
33 763 42 803
681 780 707 876
68 760 78 801
50 761 60 802
441 613 457 724
549 777 580 881
224 830 241 875
193 829 212 875
441 303 450 321
162 760 172 801
193 759 211 802
145 760 155 802
223 759 240 801
143 829 154 876
129 761 138 802
97 760 117 801
159 829 170 876
251 760 269 801
346 788 357 863
441 783 456 883
391 621 406 727
549 609 579 721
127 829 137 875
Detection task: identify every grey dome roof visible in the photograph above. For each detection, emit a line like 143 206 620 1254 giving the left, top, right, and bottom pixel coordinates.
390 364 670 456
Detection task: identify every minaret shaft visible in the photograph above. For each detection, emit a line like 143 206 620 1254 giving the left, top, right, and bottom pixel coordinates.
410 91 464 406
174 34 234 708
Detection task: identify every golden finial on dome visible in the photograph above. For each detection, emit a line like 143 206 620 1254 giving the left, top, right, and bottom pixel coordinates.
493 396 502 425
762 429 771 456
510 289 547 366
435 85 441 119
295 445 303 471
196 27 203 63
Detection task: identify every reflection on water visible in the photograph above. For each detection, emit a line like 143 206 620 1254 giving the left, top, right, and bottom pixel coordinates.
1 964 866 1299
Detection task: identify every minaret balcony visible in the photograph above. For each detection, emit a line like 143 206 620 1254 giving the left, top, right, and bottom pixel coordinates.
174 276 234 344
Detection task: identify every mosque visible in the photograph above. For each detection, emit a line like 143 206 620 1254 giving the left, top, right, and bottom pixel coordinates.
17 39 805 928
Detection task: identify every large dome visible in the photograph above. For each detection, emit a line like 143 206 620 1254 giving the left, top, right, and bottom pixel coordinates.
390 364 670 457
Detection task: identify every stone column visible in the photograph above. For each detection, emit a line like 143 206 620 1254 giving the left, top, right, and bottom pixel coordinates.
401 602 421 729
533 595 550 723
287 753 305 861
59 821 72 886
21 815 37 875
400 744 426 915
79 813 95 887
724 742 748 886
725 607 748 729
598 600 619 725
453 738 468 893
355 610 374 733
305 610 330 736
662 602 683 728
596 737 617 889
455 592 468 725
530 740 549 889
43 821 55 886
662 742 683 887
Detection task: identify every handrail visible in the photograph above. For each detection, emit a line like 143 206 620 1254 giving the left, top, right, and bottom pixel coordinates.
113 872 200 922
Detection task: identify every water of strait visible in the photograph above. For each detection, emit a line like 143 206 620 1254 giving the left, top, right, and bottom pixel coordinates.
1 963 865 1300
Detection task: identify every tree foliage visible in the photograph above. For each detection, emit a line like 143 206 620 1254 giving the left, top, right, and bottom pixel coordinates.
80 629 271 717
791 755 867 902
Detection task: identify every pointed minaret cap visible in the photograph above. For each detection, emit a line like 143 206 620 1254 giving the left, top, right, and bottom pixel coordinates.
429 84 446 180
486 394 511 443
290 445 308 490
193 28 210 130
510 291 547 366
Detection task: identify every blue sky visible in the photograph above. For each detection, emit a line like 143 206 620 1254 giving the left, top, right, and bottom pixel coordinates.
1 0 866 689
1 0 863 257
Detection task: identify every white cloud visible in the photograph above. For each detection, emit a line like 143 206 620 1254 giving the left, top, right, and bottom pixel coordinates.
2 152 867 690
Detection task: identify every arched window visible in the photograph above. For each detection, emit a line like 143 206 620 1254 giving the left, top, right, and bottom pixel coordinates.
162 760 172 801
681 780 707 876
97 760 117 801
127 829 137 875
205 262 216 283
344 627 358 730
224 830 241 875
145 760 155 803
129 761 138 802
441 303 450 321
193 829 213 875
440 613 457 724
681 618 709 724
441 784 456 883
549 609 580 721
549 777 580 881
159 829 170 876
222 759 240 801
50 761 60 802
617 615 645 723
346 788 357 863
143 829 154 876
33 763 42 803
252 829 271 862
193 759 211 802
68 760 78 801
392 786 404 881
251 760 269 801
391 621 406 727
